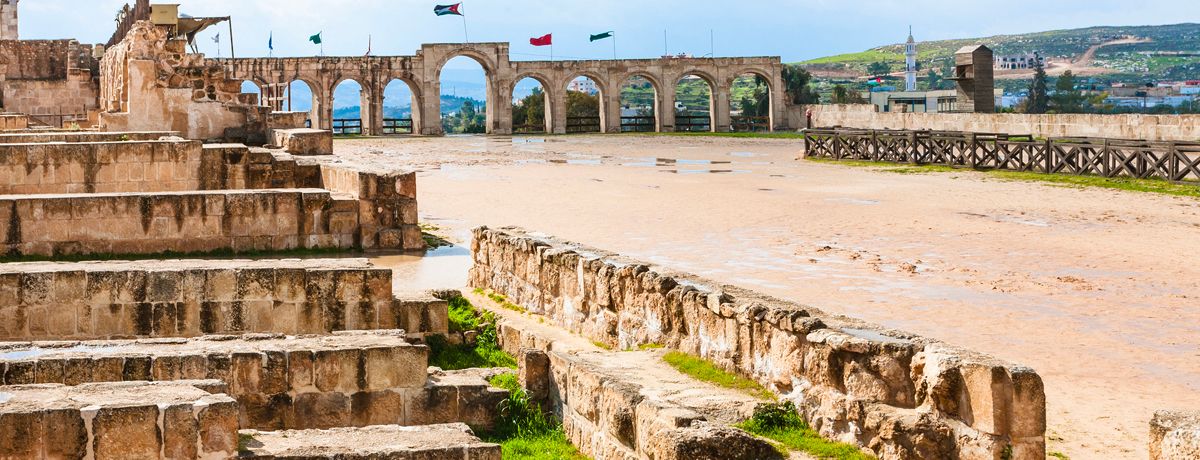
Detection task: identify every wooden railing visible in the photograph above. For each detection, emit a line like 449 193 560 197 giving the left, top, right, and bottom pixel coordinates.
566 116 601 134
621 116 655 133
675 115 711 132
731 116 770 132
803 128 1200 182
382 118 413 135
332 119 362 135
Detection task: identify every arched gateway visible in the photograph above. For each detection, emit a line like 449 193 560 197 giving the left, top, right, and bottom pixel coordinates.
216 43 786 136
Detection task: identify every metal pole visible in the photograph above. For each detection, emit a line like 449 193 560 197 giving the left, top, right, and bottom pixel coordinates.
227 17 235 59
461 1 469 43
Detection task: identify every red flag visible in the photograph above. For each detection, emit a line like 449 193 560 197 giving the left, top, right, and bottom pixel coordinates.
530 34 552 47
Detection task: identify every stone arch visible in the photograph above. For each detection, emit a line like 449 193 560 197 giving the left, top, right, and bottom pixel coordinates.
562 72 609 133
511 72 555 134
432 48 498 79
672 69 718 132
329 76 370 135
435 53 494 134
239 78 268 106
616 71 664 132
727 67 776 132
282 77 321 128
382 77 422 135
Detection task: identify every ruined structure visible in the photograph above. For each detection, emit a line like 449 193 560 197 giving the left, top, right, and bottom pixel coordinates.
218 44 787 135
0 0 17 41
951 45 996 114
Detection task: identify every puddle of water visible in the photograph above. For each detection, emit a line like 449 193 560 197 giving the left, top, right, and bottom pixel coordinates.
513 138 545 144
660 169 750 175
0 344 136 360
369 245 473 294
549 159 602 165
676 159 733 166
0 392 10 403
729 152 762 158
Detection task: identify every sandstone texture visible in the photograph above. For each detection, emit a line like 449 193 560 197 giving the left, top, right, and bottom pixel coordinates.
275 128 333 156
0 258 447 340
1150 410 1200 460
469 226 1047 460
0 380 239 459
238 423 501 460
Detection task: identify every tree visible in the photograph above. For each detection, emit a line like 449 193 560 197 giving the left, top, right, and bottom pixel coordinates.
566 90 599 118
781 65 820 105
1051 70 1085 113
1024 56 1049 114
831 85 865 104
512 87 546 131
867 62 891 78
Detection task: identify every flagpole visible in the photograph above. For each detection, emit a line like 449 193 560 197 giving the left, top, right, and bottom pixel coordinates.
461 1 469 43
612 33 617 60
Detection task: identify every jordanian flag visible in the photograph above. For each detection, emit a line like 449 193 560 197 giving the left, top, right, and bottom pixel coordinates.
590 31 613 42
434 3 463 16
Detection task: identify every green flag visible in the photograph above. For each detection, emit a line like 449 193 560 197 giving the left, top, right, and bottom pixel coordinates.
309 32 322 45
590 31 613 42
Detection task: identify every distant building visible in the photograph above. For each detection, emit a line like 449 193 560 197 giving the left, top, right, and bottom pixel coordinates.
568 78 599 96
994 53 1043 70
0 0 17 40
905 27 918 92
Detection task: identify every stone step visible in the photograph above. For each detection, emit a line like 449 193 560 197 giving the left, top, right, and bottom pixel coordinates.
0 330 427 431
0 380 239 460
0 130 177 144
238 423 500 460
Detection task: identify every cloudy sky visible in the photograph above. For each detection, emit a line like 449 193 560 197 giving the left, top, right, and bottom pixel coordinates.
19 0 1200 69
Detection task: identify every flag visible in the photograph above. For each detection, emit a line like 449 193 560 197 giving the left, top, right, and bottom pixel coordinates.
434 3 462 16
268 32 273 51
590 31 613 42
365 35 372 56
309 32 322 45
212 33 220 44
530 34 552 47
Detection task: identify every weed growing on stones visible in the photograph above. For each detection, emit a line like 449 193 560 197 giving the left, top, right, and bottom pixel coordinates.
485 373 588 460
662 351 774 400
736 401 875 460
428 295 516 370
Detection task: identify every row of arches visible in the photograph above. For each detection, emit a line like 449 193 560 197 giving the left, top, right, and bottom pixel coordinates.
225 50 781 135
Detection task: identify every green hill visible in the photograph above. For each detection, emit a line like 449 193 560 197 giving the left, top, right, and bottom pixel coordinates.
799 23 1200 82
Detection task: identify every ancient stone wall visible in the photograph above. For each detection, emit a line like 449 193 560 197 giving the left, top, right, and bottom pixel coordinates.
318 164 421 250
0 331 433 430
0 40 100 118
0 130 174 143
0 380 240 459
0 113 26 129
800 103 1200 142
0 0 17 41
0 189 361 257
1150 411 1200 460
469 226 1047 460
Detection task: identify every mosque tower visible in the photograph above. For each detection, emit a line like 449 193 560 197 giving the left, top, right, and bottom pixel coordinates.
905 26 917 92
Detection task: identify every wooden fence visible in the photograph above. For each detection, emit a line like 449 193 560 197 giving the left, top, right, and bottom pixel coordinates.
803 128 1200 182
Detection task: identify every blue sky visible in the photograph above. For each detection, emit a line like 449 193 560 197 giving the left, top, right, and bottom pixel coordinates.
20 0 1200 69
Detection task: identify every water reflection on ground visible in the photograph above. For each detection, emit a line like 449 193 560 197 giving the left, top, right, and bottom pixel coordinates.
368 244 473 294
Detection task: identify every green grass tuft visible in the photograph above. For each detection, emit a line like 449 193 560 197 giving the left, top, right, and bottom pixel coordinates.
590 340 613 351
484 373 589 460
737 402 875 460
427 296 516 370
1048 451 1070 460
662 351 775 400
636 343 665 351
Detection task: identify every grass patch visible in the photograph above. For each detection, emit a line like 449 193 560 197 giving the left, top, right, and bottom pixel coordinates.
590 340 613 351
420 223 453 249
636 343 665 351
1048 452 1070 460
237 433 255 454
662 351 774 400
485 373 589 460
736 402 875 460
427 296 516 370
632 131 805 140
0 246 350 264
806 157 1200 198
483 290 528 313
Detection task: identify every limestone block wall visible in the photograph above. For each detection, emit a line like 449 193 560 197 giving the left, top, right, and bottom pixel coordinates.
469 226 1047 460
0 259 448 340
0 380 239 460
0 332 431 430
318 164 423 250
0 130 175 143
1150 411 1200 460
2 70 98 118
0 113 27 130
801 104 1200 142
0 189 359 257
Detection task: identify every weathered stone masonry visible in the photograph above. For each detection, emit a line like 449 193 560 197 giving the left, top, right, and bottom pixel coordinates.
469 226 1047 460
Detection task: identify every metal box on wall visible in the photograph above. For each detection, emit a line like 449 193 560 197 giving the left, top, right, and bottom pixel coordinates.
150 4 180 26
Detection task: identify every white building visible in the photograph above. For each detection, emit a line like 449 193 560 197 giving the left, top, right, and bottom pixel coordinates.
568 78 599 95
905 27 917 92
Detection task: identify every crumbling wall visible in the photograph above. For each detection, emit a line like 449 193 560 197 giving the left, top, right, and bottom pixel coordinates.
801 104 1200 142
469 226 1047 460
318 164 423 250
98 20 286 141
0 40 100 118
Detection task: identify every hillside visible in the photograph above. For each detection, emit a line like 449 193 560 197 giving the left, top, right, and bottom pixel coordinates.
800 23 1200 83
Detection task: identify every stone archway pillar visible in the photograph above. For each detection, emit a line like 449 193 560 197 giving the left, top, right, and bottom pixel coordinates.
419 81 444 136
490 78 512 135
769 72 787 132
713 86 732 132
315 85 333 131
550 89 568 135
661 83 677 132
603 90 621 133
365 85 384 136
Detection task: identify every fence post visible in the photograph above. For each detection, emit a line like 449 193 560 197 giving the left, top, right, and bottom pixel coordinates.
967 133 978 168
1101 138 1112 178
907 131 917 164
1168 141 1179 181
834 130 843 160
1044 139 1053 173
871 130 879 161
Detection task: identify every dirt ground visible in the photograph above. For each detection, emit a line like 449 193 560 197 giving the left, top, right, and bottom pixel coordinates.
337 134 1200 460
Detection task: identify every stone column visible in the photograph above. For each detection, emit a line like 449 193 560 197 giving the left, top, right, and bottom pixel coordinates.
550 88 567 135
316 86 332 131
769 72 786 132
365 85 384 136
660 83 677 132
713 86 732 132
603 90 622 133
490 79 513 135
419 81 444 136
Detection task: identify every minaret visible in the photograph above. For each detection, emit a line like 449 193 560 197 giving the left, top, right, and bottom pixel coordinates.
905 26 917 92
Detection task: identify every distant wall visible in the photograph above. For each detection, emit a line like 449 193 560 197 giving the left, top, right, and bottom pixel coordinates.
470 226 1047 460
802 104 1200 141
0 40 100 117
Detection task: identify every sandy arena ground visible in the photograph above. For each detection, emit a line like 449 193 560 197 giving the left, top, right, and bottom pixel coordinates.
337 134 1200 460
